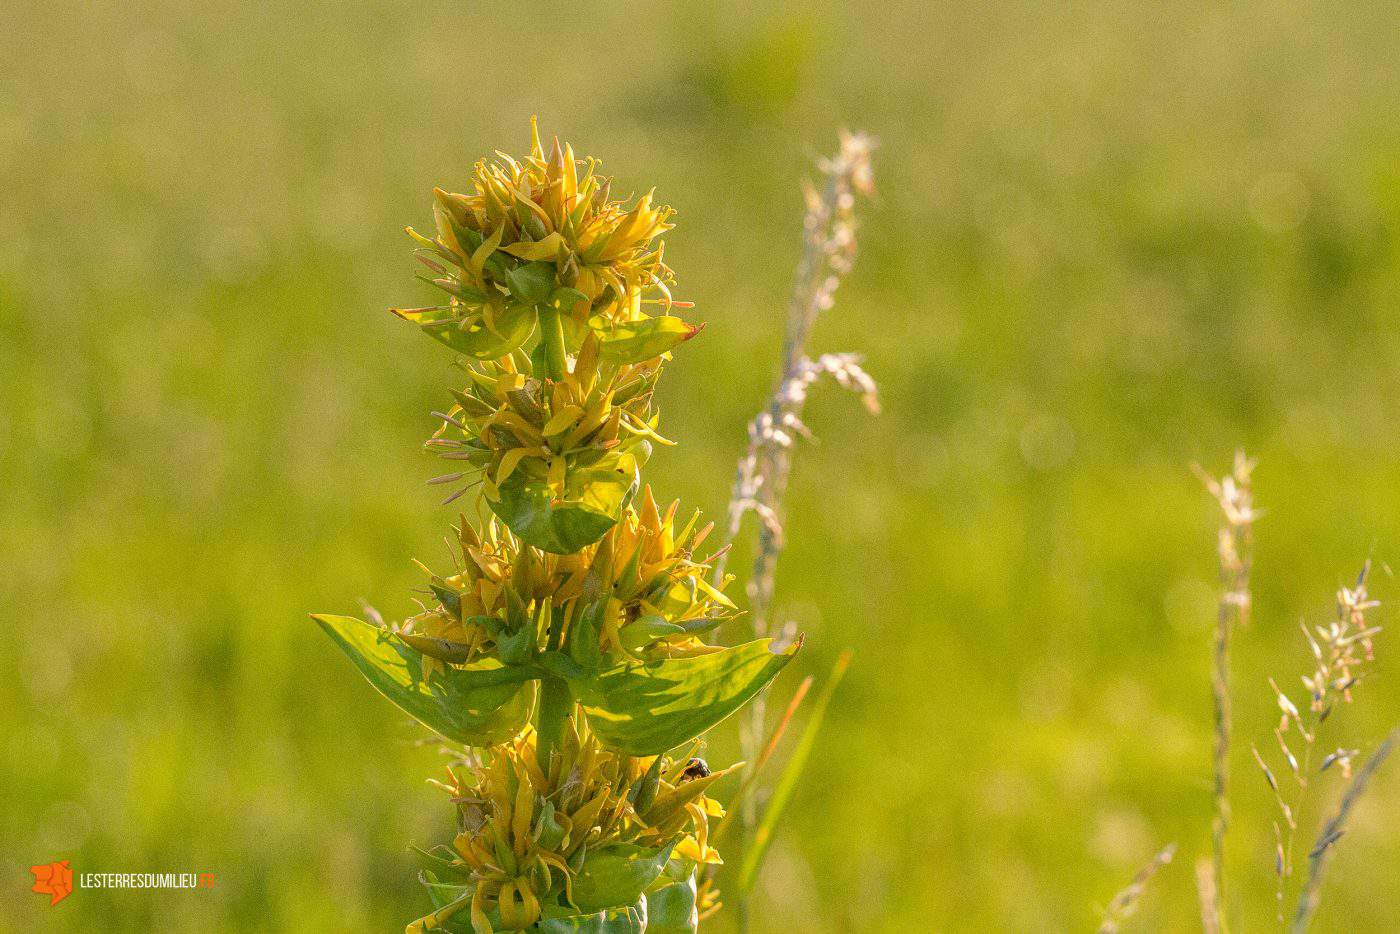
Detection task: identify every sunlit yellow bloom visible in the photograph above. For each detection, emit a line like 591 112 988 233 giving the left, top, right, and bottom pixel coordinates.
407 722 728 933
397 488 737 671
394 119 683 367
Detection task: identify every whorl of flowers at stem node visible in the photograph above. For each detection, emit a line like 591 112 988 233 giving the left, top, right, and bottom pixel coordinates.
397 486 738 678
410 723 725 932
394 116 688 366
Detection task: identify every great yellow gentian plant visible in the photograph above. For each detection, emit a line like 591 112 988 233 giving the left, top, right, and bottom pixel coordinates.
314 121 796 933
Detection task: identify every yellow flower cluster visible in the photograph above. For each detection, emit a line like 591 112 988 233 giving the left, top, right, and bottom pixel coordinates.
433 117 674 314
409 723 724 932
398 486 737 679
394 117 681 369
423 340 666 519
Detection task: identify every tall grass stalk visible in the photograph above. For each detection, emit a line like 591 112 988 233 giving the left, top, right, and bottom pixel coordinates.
1187 454 1397 932
1194 451 1257 932
1292 726 1400 930
1251 564 1381 924
714 131 877 930
1097 843 1176 934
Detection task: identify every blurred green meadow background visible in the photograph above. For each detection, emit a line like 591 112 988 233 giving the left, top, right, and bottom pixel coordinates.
5 0 1400 930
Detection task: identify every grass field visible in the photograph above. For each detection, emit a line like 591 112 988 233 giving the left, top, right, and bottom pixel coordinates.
5 1 1400 929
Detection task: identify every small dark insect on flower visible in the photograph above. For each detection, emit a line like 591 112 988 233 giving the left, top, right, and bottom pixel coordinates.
681 757 710 781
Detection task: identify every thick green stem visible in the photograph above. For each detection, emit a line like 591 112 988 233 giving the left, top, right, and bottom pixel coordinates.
538 305 568 381
535 677 572 772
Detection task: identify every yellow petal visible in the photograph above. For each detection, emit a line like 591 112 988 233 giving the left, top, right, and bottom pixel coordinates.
497 446 547 485
470 225 504 277
542 404 584 437
501 231 566 261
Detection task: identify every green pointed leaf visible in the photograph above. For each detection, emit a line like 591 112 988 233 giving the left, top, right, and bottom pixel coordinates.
445 215 484 255
619 616 685 652
567 602 604 671
571 843 673 913
394 303 537 359
645 873 698 934
550 286 590 311
490 461 638 555
312 615 538 745
628 754 663 815
540 650 587 681
571 638 799 755
410 845 470 881
538 897 647 933
430 583 462 618
595 316 700 364
536 800 567 852
421 871 465 909
506 260 556 304
495 622 534 666
529 335 555 381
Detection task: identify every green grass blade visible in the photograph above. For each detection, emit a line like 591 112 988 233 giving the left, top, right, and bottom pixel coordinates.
737 650 852 893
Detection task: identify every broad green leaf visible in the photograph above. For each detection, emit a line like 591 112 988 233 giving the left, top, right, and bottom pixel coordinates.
572 639 799 755
645 873 698 934
494 621 534 665
506 260 556 304
595 316 700 364
538 897 647 933
539 650 588 681
571 843 673 913
490 462 637 555
529 336 556 382
312 615 537 745
567 602 604 671
549 286 590 312
738 650 852 893
393 303 536 359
